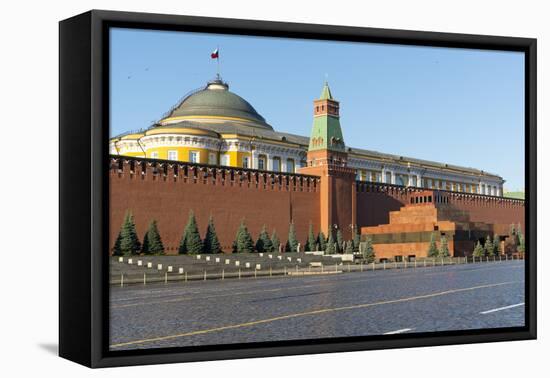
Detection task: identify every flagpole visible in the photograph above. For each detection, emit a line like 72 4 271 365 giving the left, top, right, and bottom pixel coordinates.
217 45 220 79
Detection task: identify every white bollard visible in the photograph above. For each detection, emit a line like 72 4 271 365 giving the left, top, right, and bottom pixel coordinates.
157 264 163 270
168 266 173 272
222 269 225 280
128 258 133 265
147 262 152 268
137 260 142 266
178 267 184 274
120 274 124 287
118 257 124 262
164 272 167 284
143 273 146 285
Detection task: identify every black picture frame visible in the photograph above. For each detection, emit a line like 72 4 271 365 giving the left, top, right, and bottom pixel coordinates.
59 9 537 368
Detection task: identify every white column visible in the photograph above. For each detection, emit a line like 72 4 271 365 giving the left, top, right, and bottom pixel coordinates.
417 174 422 187
266 154 272 171
391 172 396 185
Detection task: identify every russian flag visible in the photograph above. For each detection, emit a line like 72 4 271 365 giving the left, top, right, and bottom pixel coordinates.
211 48 219 59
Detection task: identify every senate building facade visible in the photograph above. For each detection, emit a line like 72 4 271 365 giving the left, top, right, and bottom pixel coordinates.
109 77 505 197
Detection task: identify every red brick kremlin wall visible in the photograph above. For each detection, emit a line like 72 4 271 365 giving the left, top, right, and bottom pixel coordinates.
355 182 525 233
109 157 525 255
110 157 321 254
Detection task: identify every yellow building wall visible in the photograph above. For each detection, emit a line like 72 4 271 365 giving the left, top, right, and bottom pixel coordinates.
116 150 145 158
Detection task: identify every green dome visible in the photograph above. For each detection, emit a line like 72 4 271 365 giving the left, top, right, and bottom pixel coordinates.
165 79 272 130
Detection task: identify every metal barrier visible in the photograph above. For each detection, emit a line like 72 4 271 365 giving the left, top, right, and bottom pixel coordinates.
112 255 523 286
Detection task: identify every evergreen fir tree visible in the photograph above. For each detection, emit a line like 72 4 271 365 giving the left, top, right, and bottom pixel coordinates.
439 236 450 257
112 231 123 256
363 235 375 263
427 232 438 257
178 212 189 254
141 229 150 255
493 234 501 256
271 229 280 253
145 220 164 254
119 211 141 256
484 235 493 257
345 240 354 254
234 219 254 253
184 210 203 254
307 223 316 252
352 225 360 252
473 241 484 258
336 229 344 253
318 231 327 252
325 230 336 254
203 215 221 254
286 221 299 252
255 225 272 253
517 229 526 255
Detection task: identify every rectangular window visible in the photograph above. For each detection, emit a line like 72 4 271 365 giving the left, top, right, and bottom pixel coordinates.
286 159 295 173
428 179 432 188
150 151 159 159
242 156 249 169
208 152 217 165
385 172 392 184
167 150 178 161
258 158 265 170
189 151 199 163
221 154 230 166
272 158 280 172
412 176 417 187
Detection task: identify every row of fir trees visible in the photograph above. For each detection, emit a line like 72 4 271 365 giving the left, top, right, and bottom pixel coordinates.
427 233 450 258
112 212 165 256
112 210 373 256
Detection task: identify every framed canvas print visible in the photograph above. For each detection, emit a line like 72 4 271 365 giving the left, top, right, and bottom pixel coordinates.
59 10 536 368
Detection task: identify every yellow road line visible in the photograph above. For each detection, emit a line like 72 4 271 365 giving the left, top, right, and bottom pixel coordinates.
110 280 520 349
111 264 523 309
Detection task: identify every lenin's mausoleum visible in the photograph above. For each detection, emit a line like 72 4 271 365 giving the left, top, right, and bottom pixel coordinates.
109 77 525 259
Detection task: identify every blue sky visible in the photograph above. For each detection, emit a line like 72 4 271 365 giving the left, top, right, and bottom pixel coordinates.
110 28 525 191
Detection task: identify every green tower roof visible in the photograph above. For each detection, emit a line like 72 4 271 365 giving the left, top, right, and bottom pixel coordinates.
308 82 345 152
319 81 333 100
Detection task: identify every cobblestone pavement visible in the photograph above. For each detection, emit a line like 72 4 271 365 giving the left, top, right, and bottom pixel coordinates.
109 261 525 351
